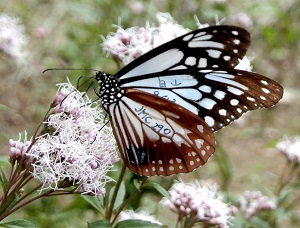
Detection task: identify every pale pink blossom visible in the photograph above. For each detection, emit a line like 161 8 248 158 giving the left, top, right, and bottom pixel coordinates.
102 12 189 65
276 136 300 163
239 191 276 219
0 13 28 64
26 82 118 195
160 180 234 228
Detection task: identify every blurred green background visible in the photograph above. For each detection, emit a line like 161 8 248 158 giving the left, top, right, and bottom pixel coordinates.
0 0 299 227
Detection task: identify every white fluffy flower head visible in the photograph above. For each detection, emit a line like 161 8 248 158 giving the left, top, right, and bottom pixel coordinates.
26 82 119 195
102 12 189 65
0 13 28 64
276 136 300 163
239 191 276 219
160 180 234 228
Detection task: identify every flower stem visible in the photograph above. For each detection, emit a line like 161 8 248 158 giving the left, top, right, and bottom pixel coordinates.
111 176 148 225
105 164 126 221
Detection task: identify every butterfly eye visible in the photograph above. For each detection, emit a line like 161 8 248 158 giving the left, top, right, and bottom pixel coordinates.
96 25 283 176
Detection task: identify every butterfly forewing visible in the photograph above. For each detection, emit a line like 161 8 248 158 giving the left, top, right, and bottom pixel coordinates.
108 88 215 176
116 26 250 82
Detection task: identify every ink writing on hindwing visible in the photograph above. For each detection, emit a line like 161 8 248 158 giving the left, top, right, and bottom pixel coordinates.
134 105 172 136
154 91 176 102
134 106 152 124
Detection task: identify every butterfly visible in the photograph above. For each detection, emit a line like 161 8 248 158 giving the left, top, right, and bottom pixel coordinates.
94 25 283 176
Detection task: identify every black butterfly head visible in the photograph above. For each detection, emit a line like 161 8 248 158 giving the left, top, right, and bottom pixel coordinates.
95 71 123 106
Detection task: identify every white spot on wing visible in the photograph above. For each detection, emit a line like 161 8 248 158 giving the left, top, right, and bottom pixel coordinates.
176 158 182 163
183 33 193 41
189 41 224 49
230 99 239 106
232 31 239 35
199 85 212 93
204 116 215 127
195 139 204 149
192 34 212 41
227 86 244 95
206 50 221 58
219 109 227 116
197 125 204 133
198 58 207 68
214 90 226 100
247 97 255 102
194 31 207 37
185 56 197 66
260 95 266 100
262 88 270 94
199 98 217 110
223 56 231 61
233 39 240 45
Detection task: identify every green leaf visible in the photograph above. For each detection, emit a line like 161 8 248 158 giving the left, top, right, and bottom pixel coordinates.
87 219 112 228
0 192 19 216
0 219 37 228
109 181 125 210
0 156 9 166
115 220 163 228
0 167 9 192
81 195 104 213
133 179 142 190
143 182 170 199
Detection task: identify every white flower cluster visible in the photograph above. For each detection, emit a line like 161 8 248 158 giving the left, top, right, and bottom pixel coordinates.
26 82 118 195
102 12 189 65
276 136 300 163
239 191 276 219
0 13 28 64
160 180 234 228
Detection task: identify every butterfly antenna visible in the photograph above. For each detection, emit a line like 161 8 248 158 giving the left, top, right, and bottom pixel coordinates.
42 68 99 74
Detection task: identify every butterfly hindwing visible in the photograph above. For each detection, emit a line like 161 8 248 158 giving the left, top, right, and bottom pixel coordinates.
108 88 215 176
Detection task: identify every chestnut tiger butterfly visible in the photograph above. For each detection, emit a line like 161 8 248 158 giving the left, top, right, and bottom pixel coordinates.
94 25 283 176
